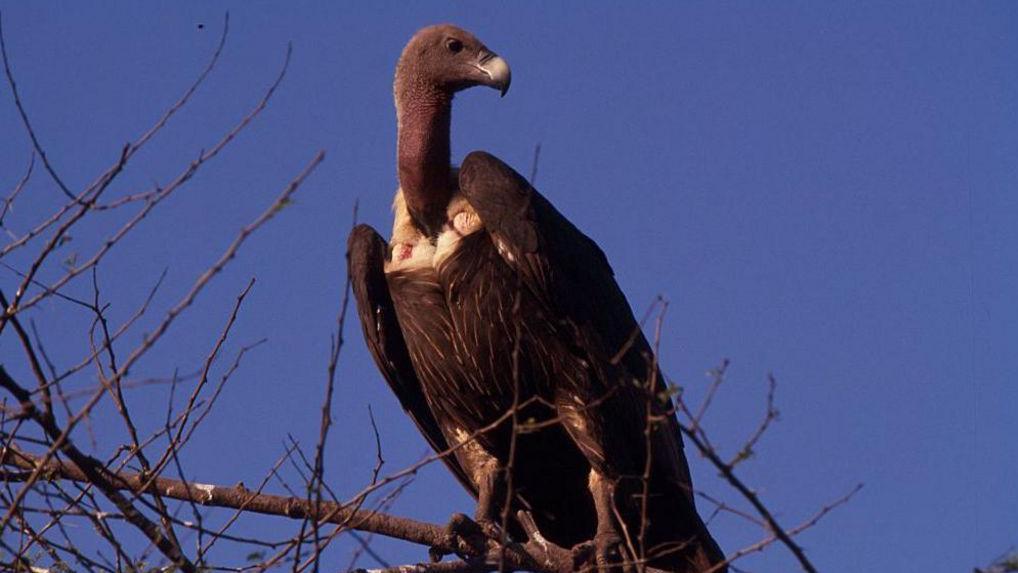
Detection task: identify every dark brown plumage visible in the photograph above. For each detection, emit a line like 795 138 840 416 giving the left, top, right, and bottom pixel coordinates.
348 24 725 572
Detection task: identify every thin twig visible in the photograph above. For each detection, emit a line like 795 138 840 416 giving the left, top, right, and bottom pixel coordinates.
0 152 34 229
0 12 76 201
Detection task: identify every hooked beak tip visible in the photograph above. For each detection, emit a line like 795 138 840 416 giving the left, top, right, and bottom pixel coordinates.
478 53 511 98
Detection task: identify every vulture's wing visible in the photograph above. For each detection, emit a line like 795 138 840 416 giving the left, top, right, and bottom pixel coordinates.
459 152 725 570
347 224 477 497
457 151 695 499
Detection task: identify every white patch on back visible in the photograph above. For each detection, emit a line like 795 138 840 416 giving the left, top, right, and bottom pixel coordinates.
432 225 463 269
386 240 435 272
385 189 435 273
384 188 486 273
434 195 484 268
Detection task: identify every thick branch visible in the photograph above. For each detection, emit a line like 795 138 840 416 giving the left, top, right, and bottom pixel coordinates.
1 448 524 568
1 446 676 573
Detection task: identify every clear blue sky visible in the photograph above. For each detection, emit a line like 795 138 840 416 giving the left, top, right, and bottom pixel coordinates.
1 3 1015 571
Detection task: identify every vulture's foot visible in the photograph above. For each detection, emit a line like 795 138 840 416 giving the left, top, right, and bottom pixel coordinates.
579 471 636 572
594 530 634 573
570 539 596 570
571 531 635 573
429 512 490 562
473 459 507 542
474 515 505 542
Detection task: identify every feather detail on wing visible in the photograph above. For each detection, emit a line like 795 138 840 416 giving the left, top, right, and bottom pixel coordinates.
347 224 477 497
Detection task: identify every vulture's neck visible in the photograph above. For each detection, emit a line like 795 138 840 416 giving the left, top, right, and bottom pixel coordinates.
396 85 452 236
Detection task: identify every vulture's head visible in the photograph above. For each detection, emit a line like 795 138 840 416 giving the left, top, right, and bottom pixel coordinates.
395 24 511 104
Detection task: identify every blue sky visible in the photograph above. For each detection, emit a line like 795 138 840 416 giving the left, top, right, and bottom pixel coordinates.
1 3 1015 571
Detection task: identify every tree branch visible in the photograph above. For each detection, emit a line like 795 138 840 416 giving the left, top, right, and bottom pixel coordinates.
1 446 677 573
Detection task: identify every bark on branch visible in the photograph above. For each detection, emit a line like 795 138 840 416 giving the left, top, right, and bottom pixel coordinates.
2 446 643 573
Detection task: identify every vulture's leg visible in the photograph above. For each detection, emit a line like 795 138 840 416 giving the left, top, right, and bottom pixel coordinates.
430 458 504 562
445 426 508 541
472 454 506 539
588 469 637 573
432 460 504 562
556 399 636 573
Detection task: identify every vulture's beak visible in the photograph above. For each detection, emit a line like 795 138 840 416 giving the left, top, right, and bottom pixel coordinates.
476 50 511 97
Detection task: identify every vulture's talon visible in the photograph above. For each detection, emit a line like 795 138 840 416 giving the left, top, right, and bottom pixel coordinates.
590 531 629 573
427 546 445 564
570 540 596 571
474 517 504 542
433 512 488 560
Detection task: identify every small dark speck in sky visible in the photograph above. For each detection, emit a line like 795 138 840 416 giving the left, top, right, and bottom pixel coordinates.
197 23 205 30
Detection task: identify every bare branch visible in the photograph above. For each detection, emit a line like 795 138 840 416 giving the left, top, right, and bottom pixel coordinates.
728 373 778 468
677 409 816 573
0 12 76 201
0 369 197 572
0 447 499 566
0 151 34 230
1 41 298 323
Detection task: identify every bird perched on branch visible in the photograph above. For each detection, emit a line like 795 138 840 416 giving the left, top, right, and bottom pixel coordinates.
348 24 725 572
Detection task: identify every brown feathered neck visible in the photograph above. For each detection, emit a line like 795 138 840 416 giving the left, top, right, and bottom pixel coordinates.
395 66 454 237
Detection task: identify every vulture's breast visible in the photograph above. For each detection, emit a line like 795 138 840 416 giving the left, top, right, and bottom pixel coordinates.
383 189 521 432
385 190 483 275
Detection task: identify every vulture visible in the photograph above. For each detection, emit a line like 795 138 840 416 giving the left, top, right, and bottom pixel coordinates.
348 24 726 573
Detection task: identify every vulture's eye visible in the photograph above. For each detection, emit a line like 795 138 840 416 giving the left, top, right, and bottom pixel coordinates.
445 38 463 53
